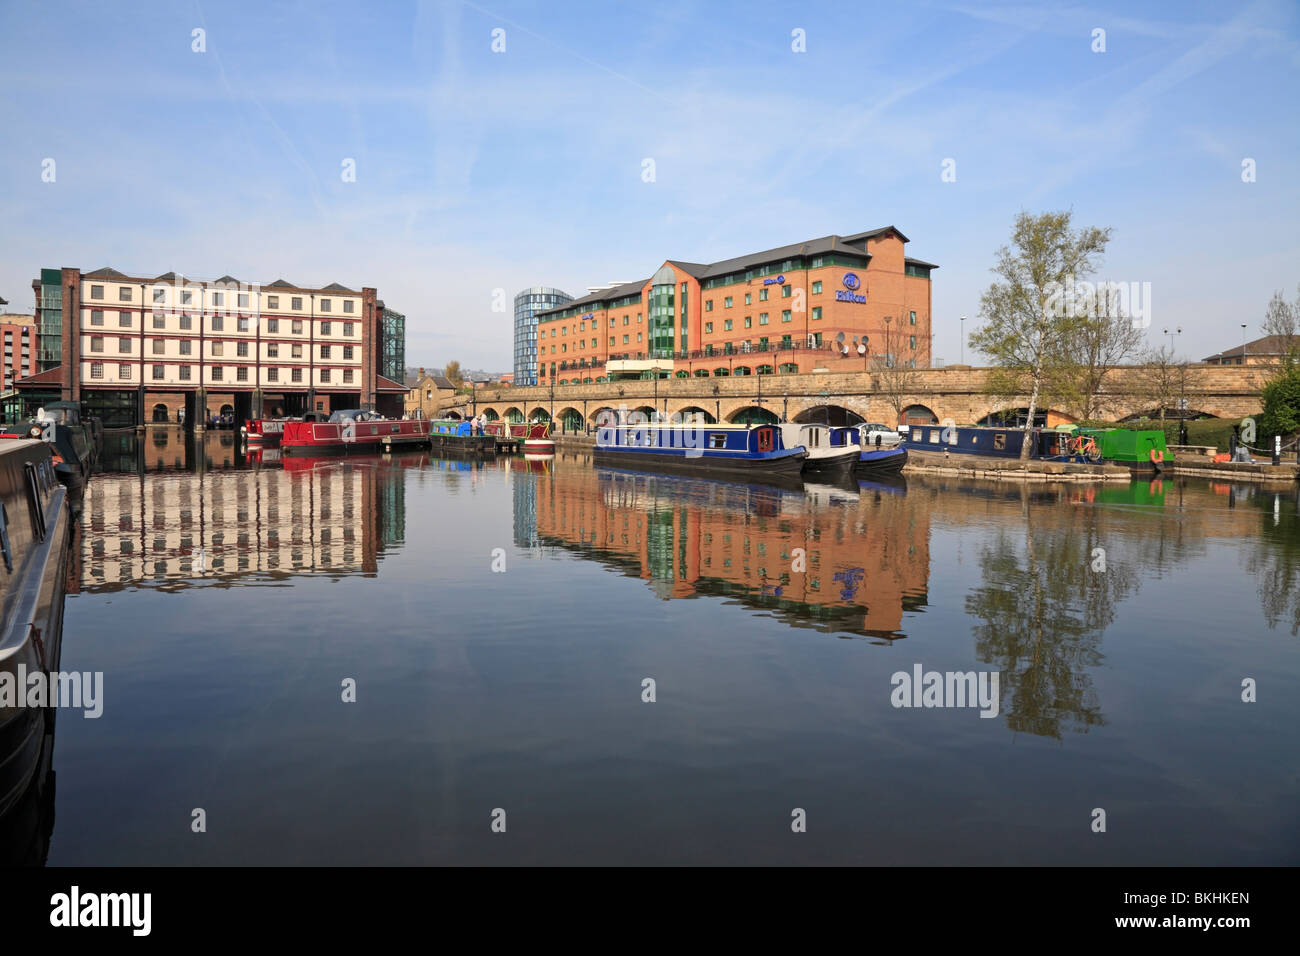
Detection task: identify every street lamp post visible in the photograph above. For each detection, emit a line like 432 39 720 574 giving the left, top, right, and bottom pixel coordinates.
960 315 966 366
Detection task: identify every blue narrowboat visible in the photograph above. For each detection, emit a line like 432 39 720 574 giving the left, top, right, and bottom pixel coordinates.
829 425 908 477
594 422 807 480
429 419 473 439
904 424 1077 461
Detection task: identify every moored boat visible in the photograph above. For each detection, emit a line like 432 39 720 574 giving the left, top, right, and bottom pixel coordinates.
782 423 860 477
281 409 431 455
0 439 71 830
0 402 94 484
902 423 1170 473
594 422 806 480
484 420 551 450
242 417 294 446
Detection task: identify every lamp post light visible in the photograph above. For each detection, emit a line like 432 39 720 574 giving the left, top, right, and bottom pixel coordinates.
960 315 966 366
1163 326 1182 355
1241 323 1247 355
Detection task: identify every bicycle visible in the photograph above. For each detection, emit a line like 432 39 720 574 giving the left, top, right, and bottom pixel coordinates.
1066 433 1102 463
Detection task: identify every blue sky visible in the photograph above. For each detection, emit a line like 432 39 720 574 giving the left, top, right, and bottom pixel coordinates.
1 0 1297 370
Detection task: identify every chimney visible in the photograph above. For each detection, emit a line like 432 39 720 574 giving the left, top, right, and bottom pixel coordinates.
419 367 425 377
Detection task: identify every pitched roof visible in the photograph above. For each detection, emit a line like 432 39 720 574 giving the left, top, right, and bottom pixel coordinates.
83 267 128 279
152 271 181 282
14 366 64 386
534 226 930 320
321 282 355 293
375 374 406 392
265 278 297 288
1204 334 1294 361
430 375 455 389
213 274 241 285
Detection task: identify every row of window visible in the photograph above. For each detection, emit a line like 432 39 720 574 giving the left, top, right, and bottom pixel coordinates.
86 337 356 359
86 363 355 383
88 311 356 335
90 286 356 313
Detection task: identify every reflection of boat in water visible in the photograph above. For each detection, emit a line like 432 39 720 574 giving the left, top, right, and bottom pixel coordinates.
858 474 908 496
0 440 71 863
595 423 807 481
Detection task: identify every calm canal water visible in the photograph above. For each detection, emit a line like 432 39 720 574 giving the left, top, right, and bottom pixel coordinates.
39 428 1300 864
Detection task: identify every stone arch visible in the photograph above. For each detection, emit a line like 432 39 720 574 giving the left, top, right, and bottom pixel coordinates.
900 403 937 425
503 406 523 423
673 404 717 424
590 405 617 427
727 405 780 425
557 406 584 432
527 406 550 422
481 407 500 421
151 402 170 423
631 405 657 421
792 404 865 427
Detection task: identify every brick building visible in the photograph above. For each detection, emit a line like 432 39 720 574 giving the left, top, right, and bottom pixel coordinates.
534 227 935 385
0 312 41 396
18 268 407 427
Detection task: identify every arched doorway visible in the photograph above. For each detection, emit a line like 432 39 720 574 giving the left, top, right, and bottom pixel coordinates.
900 404 938 425
151 403 170 423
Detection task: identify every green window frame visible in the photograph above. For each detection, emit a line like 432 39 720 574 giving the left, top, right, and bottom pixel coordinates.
724 319 733 330
812 307 822 320
724 296 733 308
812 281 822 294
781 285 792 298
759 313 769 325
781 310 791 323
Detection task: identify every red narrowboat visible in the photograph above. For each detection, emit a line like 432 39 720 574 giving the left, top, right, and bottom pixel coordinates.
280 409 431 456
483 421 552 446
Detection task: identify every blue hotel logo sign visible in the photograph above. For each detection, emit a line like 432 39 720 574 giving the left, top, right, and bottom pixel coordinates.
581 312 595 319
837 272 866 303
762 274 786 285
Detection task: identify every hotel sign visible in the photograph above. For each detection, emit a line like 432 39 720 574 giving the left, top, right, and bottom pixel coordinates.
762 274 786 285
581 312 594 319
837 272 866 303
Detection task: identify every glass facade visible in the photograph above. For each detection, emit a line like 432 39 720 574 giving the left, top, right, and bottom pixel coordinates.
379 307 406 383
514 287 572 386
39 267 63 371
647 265 676 359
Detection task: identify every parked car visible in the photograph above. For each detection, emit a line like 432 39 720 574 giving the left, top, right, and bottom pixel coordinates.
859 422 902 447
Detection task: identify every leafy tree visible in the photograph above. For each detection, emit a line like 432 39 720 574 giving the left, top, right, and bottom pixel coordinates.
442 360 463 385
1259 364 1300 441
969 211 1112 458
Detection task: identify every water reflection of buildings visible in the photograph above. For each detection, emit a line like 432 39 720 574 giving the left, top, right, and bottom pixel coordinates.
73 439 411 592
532 458 931 639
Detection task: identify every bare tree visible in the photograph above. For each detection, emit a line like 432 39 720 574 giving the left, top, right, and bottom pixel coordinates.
1261 285 1300 367
1053 288 1146 421
1131 346 1194 423
869 315 921 425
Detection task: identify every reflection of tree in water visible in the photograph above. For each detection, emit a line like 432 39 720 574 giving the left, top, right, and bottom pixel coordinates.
965 498 1140 739
1243 487 1300 636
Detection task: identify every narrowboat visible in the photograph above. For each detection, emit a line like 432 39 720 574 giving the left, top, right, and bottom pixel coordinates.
241 417 296 446
280 409 431 456
903 423 1171 472
0 440 71 836
781 423 860 477
0 402 95 484
833 425 909 477
594 422 806 480
484 420 552 449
